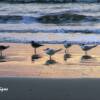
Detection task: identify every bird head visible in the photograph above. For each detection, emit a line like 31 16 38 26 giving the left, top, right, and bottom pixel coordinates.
80 43 85 46
31 41 35 44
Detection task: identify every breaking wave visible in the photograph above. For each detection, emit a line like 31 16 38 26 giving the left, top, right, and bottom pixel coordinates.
0 12 98 24
37 11 97 24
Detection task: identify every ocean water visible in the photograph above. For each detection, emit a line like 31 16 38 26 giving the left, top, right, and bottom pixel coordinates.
0 2 100 43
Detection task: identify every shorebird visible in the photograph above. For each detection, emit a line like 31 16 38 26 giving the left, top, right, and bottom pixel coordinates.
0 45 9 56
31 41 43 55
64 42 71 54
44 48 62 61
80 44 97 56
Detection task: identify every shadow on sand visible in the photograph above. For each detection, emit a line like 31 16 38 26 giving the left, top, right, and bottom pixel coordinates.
0 56 27 62
81 55 94 59
45 59 57 65
81 55 93 60
64 53 71 62
31 54 41 61
0 56 7 62
80 55 96 63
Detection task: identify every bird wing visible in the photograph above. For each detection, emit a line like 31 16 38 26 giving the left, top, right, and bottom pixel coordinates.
89 45 97 49
55 49 62 53
31 41 43 47
81 45 97 50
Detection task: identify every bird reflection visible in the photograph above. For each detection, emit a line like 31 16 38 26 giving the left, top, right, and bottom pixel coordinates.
64 50 71 62
80 55 96 64
45 59 57 65
31 54 41 61
0 56 6 62
81 55 93 60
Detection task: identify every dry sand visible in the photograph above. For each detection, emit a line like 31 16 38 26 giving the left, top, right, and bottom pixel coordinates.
0 43 100 78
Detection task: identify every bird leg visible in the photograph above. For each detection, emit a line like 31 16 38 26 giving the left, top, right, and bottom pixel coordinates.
34 48 37 55
0 51 2 57
85 51 88 56
66 48 69 54
49 55 52 61
65 49 67 54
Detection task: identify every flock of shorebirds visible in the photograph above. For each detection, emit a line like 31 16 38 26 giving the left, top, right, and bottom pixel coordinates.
31 41 97 61
0 41 97 62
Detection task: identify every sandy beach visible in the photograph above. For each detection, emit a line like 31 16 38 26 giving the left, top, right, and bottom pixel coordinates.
0 2 100 100
0 43 100 78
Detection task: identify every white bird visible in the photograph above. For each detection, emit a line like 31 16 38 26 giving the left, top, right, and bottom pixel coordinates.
64 42 71 53
80 44 97 56
44 48 62 61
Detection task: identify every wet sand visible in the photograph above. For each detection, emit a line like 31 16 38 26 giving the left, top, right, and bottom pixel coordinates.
0 43 100 78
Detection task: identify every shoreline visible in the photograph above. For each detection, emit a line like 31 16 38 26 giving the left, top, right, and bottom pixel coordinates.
0 32 100 44
1 40 100 45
